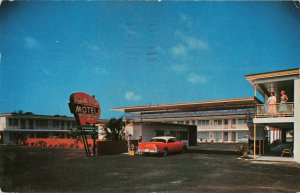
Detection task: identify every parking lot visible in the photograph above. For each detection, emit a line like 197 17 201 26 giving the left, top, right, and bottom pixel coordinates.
1 144 300 193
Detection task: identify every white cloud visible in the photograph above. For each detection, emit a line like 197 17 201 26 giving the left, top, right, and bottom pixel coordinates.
170 31 209 58
171 43 187 57
187 73 207 84
180 13 189 23
122 23 138 36
87 44 99 52
171 63 188 73
186 36 209 51
124 91 141 101
24 37 39 49
175 31 209 51
179 13 193 28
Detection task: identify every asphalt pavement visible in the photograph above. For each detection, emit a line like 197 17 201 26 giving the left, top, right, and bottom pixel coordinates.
1 144 300 193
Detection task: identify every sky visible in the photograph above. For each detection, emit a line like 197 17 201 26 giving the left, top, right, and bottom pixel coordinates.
0 1 300 119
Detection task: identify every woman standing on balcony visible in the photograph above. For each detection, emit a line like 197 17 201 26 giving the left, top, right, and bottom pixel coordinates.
267 92 277 115
279 90 288 115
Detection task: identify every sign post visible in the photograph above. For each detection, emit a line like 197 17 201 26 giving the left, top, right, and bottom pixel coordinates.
69 92 101 157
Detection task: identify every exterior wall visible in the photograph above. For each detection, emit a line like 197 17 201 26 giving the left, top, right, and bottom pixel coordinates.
0 117 6 130
141 124 156 142
132 124 142 140
189 117 249 143
294 79 300 162
127 123 191 145
0 114 78 144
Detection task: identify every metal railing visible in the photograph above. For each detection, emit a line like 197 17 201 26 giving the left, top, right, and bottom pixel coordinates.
255 102 294 117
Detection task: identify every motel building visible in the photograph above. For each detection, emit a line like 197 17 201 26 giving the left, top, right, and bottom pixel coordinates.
245 68 300 162
112 68 300 163
0 112 107 145
111 97 259 146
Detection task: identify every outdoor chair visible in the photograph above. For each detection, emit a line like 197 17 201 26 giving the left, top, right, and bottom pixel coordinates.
281 147 293 157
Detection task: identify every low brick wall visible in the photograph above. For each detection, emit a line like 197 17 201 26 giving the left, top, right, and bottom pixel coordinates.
25 138 99 149
97 140 128 155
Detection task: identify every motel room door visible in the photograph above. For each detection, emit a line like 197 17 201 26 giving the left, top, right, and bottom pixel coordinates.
231 131 236 142
223 132 228 142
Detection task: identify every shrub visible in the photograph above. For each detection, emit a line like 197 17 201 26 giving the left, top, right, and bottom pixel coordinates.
58 143 67 148
236 143 251 158
36 140 47 147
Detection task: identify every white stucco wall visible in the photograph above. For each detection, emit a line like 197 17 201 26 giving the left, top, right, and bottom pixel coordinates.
294 79 300 163
128 123 191 145
132 124 142 140
0 117 6 130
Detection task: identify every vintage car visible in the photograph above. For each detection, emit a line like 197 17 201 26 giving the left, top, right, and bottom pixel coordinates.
138 136 187 156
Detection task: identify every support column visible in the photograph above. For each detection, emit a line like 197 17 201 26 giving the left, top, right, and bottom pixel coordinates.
254 123 256 159
294 79 300 163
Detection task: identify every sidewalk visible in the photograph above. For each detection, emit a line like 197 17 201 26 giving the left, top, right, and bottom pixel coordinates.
243 154 296 162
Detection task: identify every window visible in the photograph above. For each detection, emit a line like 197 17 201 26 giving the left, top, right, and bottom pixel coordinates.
191 120 196 125
67 122 72 129
36 120 48 128
224 119 228 125
71 121 77 128
170 131 188 140
155 130 165 137
177 121 184 124
8 118 18 127
20 119 26 129
213 120 222 125
151 138 166 143
168 138 176 143
197 120 209 126
60 121 65 130
231 119 236 125
238 131 248 139
199 132 209 139
238 119 247 125
53 121 60 128
215 132 222 140
184 121 189 125
28 119 34 129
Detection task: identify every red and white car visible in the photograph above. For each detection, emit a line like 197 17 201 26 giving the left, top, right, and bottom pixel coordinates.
138 136 187 156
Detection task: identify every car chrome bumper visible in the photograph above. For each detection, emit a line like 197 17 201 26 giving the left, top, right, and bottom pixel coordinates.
138 149 158 154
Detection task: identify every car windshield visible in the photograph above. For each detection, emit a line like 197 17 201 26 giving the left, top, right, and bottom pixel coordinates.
150 138 166 143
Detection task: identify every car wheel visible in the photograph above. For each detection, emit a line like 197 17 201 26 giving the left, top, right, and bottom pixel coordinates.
162 148 168 157
182 146 187 153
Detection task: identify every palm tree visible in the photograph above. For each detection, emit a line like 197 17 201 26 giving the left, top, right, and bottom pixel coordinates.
103 117 125 141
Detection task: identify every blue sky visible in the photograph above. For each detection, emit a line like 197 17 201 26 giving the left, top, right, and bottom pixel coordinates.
0 1 300 119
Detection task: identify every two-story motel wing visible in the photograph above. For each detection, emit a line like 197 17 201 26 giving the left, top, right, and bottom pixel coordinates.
0 113 107 144
111 97 259 145
246 68 300 162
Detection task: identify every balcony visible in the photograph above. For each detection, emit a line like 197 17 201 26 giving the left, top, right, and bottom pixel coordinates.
256 102 294 118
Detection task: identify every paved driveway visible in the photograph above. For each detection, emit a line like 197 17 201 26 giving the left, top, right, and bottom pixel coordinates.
1 145 300 192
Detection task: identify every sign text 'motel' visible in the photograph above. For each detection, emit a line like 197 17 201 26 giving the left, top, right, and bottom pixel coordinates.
69 92 101 126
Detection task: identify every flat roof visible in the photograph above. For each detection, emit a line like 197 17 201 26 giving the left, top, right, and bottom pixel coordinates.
0 113 74 120
111 97 260 113
0 113 108 124
245 68 300 81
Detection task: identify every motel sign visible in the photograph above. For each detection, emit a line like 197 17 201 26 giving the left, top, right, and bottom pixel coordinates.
69 92 101 126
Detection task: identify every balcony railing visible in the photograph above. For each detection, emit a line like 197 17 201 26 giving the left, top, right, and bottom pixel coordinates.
256 102 294 117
